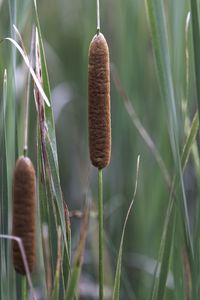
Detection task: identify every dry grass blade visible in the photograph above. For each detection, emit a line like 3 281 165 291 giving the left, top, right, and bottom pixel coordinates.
42 224 52 297
52 226 62 300
66 208 90 299
4 35 50 107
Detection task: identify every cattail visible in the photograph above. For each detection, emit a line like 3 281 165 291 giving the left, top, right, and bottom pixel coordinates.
12 156 36 275
88 33 111 169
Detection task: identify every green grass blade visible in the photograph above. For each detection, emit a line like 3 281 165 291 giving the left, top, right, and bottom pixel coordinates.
3 68 17 300
33 1 70 264
111 65 170 188
190 0 200 116
32 10 71 293
45 138 70 267
149 200 175 300
145 0 178 162
34 1 57 153
181 112 199 170
149 111 199 299
0 70 9 300
112 156 140 300
145 2 192 255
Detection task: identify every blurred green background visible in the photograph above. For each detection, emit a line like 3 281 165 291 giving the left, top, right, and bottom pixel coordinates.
0 0 198 299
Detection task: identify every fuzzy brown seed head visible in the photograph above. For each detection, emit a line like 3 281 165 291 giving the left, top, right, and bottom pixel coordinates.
12 156 36 275
88 33 111 169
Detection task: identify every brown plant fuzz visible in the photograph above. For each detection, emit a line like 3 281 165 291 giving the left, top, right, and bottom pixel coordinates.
12 156 36 275
88 33 111 169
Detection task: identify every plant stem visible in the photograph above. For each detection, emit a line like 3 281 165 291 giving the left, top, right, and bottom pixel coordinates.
97 0 100 34
22 278 27 300
23 27 35 156
98 168 104 299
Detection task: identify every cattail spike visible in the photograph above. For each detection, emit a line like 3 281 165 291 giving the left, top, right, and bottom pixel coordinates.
88 33 111 169
12 156 36 275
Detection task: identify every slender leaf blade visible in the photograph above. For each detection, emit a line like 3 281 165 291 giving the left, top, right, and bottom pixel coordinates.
112 156 140 300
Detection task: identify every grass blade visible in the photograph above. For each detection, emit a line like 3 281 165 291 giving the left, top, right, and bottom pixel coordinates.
0 70 9 300
32 15 71 295
4 36 50 107
181 112 199 170
52 227 62 300
149 111 199 299
190 0 200 116
33 2 69 263
111 65 170 188
112 156 140 300
66 208 89 300
146 1 195 298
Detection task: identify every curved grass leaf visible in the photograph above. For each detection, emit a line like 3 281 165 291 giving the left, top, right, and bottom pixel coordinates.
66 208 89 300
111 65 170 188
112 156 140 300
4 37 50 107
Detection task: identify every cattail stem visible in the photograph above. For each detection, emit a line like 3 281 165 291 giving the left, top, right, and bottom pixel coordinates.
98 168 104 299
97 0 100 34
23 28 35 156
22 278 27 300
23 80 30 156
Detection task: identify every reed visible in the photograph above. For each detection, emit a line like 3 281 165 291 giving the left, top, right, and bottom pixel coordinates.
88 10 111 297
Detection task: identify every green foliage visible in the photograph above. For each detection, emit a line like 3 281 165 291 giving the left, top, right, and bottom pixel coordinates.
0 0 200 299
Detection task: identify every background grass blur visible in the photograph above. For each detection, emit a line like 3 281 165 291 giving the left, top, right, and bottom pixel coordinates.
0 0 200 299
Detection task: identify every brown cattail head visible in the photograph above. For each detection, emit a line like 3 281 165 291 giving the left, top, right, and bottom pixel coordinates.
12 156 36 275
88 33 111 169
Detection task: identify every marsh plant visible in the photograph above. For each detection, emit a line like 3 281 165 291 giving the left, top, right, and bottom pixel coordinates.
1 0 200 299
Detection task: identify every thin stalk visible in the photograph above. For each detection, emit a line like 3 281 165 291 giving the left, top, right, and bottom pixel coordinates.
21 278 27 300
97 0 100 34
23 27 35 156
23 68 31 156
98 168 104 299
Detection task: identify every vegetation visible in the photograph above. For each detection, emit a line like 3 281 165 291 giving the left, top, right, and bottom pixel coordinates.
0 0 200 299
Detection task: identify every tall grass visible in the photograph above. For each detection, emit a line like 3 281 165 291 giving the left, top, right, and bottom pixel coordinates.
0 0 200 299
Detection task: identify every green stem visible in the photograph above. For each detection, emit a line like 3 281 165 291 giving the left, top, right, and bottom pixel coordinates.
98 168 104 300
22 278 27 300
96 0 100 34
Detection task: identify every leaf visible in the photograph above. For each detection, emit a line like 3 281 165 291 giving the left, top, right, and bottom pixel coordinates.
181 112 199 170
149 111 199 300
32 6 71 294
4 37 50 107
111 65 170 187
190 0 200 116
0 69 9 300
66 208 90 300
112 156 140 300
52 227 62 300
146 1 197 298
